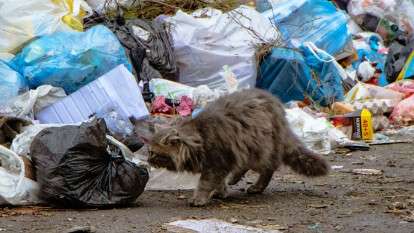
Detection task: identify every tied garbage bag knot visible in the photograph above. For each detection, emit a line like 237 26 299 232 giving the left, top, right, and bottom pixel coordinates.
30 119 149 208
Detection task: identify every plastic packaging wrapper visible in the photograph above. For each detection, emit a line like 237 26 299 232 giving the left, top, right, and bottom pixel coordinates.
150 78 195 100
345 82 404 105
149 67 236 106
10 25 132 94
30 119 149 208
151 96 174 114
386 80 414 98
0 61 28 104
102 19 179 82
176 96 193 117
257 45 345 106
0 85 66 120
162 6 279 89
0 145 40 206
0 0 91 54
262 0 351 56
390 94 414 124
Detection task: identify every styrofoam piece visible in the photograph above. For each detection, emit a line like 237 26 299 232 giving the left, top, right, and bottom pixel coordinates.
36 65 149 124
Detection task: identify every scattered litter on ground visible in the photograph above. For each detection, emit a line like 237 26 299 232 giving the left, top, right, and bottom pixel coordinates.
351 168 383 175
166 219 282 233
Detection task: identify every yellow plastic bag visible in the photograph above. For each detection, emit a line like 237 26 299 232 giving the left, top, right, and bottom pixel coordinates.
53 0 91 31
0 0 90 54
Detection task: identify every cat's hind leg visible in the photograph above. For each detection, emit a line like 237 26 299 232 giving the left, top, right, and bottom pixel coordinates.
212 178 228 199
247 169 274 194
227 168 248 185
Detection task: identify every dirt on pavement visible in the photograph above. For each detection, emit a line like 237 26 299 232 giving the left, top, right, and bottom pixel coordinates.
1 143 413 233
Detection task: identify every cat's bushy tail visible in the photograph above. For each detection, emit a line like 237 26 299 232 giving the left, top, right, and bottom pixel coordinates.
282 145 329 177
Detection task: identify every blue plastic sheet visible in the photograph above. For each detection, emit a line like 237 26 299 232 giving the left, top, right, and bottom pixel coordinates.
0 61 27 104
10 25 132 94
262 0 351 56
257 46 344 106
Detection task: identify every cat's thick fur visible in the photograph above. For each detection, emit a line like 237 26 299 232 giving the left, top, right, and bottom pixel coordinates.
146 89 329 206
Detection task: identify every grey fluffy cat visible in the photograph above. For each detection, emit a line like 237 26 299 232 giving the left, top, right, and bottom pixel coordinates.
137 88 329 206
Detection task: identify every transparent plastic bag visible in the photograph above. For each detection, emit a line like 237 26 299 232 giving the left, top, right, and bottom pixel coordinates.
10 25 132 94
0 61 28 105
262 0 351 55
345 82 404 104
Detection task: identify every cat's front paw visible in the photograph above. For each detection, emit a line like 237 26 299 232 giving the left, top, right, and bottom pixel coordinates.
247 185 265 194
189 197 209 207
211 189 228 199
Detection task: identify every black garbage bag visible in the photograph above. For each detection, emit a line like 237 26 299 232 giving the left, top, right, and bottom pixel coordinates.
85 14 179 82
30 119 149 208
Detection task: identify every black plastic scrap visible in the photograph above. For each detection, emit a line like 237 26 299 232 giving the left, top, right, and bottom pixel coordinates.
87 16 179 83
30 119 149 208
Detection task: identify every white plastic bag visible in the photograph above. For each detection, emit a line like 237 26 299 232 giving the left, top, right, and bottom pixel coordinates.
285 108 349 154
0 146 40 205
0 85 66 119
162 6 279 89
11 124 67 158
0 0 91 54
286 108 332 154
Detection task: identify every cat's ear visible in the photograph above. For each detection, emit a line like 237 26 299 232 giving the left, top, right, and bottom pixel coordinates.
130 117 156 144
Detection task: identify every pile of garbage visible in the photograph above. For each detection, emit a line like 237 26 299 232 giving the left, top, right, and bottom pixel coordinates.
1 0 414 208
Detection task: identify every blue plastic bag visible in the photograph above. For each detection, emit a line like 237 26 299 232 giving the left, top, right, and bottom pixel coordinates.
257 48 315 104
0 61 28 104
300 42 345 103
352 34 388 86
262 0 350 56
10 25 132 94
257 45 344 106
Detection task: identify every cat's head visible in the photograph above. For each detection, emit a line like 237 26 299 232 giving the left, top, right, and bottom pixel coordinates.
131 117 203 172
